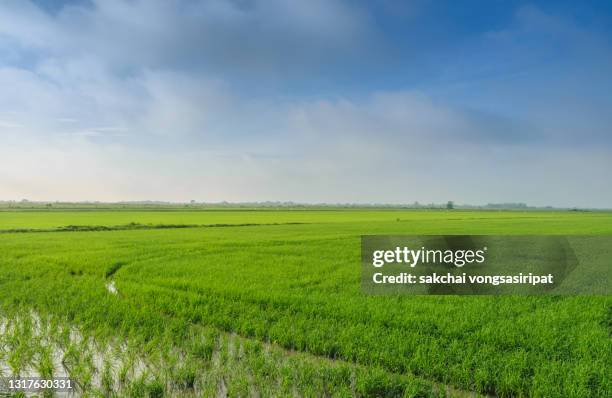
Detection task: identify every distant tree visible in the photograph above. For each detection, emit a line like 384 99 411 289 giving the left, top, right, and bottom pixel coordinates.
446 201 454 210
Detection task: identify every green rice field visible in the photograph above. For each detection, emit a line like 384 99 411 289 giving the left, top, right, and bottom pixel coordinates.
0 209 610 397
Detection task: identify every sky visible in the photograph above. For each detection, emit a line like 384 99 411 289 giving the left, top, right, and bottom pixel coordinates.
1 0 611 207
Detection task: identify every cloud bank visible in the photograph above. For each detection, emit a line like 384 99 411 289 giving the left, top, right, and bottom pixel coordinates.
0 0 611 207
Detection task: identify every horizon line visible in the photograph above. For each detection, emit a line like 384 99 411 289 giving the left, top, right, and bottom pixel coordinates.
1 199 610 211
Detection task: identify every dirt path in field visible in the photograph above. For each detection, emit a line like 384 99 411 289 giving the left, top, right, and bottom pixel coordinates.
0 221 310 234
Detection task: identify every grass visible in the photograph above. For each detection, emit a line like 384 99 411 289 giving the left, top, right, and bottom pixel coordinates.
0 209 610 397
2 208 610 230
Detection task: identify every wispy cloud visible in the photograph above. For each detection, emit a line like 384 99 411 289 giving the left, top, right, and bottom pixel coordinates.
0 1 610 207
0 120 24 129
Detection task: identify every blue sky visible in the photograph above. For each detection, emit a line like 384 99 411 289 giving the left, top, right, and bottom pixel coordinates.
1 0 611 207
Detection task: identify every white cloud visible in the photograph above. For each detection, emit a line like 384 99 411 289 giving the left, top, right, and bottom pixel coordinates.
0 1 610 207
0 0 370 76
1 80 609 207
